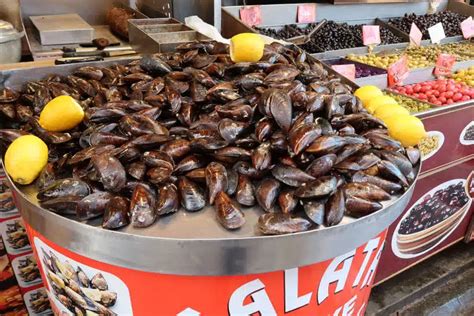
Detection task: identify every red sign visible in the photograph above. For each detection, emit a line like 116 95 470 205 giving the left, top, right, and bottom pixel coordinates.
409 23 423 46
239 6 262 27
332 64 356 81
25 223 388 315
297 4 316 24
387 55 409 87
461 16 474 39
433 54 456 77
362 25 381 46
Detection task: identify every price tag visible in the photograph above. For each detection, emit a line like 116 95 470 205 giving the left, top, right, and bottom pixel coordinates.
239 6 262 27
428 22 446 44
297 4 316 24
362 25 381 46
433 53 456 77
332 64 356 81
461 16 474 39
409 23 423 46
387 55 409 87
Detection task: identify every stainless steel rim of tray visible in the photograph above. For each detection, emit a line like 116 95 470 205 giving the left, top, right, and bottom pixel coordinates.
7 162 419 276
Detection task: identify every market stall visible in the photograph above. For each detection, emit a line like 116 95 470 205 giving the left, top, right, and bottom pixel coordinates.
0 0 472 314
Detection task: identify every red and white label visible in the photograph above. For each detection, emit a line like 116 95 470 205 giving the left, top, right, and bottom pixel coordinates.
332 64 356 81
362 25 381 46
461 16 474 39
433 54 456 77
388 55 409 87
297 4 316 24
409 23 423 46
239 6 262 27
26 222 387 315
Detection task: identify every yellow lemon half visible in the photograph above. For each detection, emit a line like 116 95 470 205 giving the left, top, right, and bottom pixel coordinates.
385 115 426 147
366 95 398 114
374 103 410 121
39 95 84 132
230 33 265 63
5 135 48 185
354 85 383 106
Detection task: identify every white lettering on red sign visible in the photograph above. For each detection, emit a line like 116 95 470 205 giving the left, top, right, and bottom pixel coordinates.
284 268 312 312
333 295 357 316
360 242 384 288
317 250 356 304
228 279 277 316
352 237 380 288
178 236 383 315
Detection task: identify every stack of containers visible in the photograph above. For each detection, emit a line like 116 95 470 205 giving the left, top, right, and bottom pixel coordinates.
0 167 51 315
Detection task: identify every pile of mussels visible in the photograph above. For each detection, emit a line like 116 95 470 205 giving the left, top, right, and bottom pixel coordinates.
0 42 420 235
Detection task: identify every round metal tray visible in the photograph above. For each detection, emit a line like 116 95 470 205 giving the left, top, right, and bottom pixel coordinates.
7 163 419 276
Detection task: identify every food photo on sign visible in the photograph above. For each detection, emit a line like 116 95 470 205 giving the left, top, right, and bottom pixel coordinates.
35 238 132 316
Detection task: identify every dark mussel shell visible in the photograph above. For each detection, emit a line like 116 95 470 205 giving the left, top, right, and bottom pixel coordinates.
37 178 91 201
92 155 127 192
130 184 157 228
345 196 382 217
255 178 280 212
325 189 345 226
226 169 239 196
343 182 390 201
40 196 82 215
205 162 228 205
215 191 245 230
305 154 337 178
77 192 113 220
236 175 256 206
102 196 130 230
294 176 337 199
178 177 206 212
352 171 402 194
278 190 299 214
271 164 315 187
127 161 147 180
258 213 311 235
251 142 272 171
303 200 325 225
156 183 179 216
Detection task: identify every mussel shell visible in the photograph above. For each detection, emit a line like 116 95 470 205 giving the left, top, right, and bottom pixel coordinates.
130 184 157 228
294 176 337 198
343 182 390 201
258 213 311 235
236 175 256 206
37 178 91 201
278 190 299 214
102 196 130 230
77 192 113 220
178 177 206 212
255 178 280 212
92 156 127 192
303 200 325 225
156 183 179 216
271 164 315 187
215 191 245 230
205 162 228 205
325 189 345 226
305 154 337 178
345 196 382 217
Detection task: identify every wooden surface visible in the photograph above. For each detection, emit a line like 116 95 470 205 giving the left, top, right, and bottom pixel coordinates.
0 60 55 71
